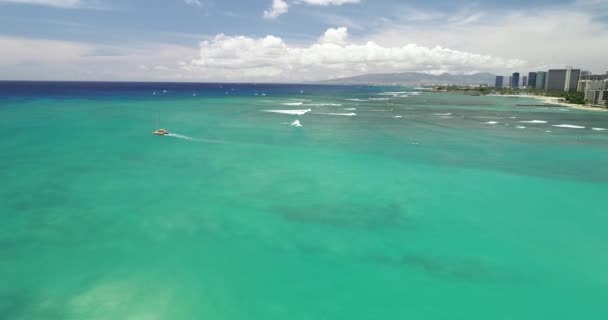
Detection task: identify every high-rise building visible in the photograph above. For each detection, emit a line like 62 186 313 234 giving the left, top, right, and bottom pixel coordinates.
528 72 537 87
508 76 512 88
522 76 528 88
495 76 504 88
512 73 520 88
536 71 547 90
579 79 607 106
546 67 581 92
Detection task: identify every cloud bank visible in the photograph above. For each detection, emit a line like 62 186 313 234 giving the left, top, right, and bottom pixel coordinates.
185 27 525 82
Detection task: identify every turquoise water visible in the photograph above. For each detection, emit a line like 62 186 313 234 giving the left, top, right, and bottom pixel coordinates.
1 83 608 319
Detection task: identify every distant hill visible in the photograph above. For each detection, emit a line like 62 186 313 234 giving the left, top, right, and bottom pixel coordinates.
318 72 496 86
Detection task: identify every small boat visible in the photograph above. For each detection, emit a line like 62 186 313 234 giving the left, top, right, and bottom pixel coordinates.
153 112 169 135
153 128 170 136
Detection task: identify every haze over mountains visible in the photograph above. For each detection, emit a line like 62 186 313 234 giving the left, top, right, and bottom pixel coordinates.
319 72 496 86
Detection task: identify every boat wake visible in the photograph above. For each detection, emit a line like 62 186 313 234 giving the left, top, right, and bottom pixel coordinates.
166 133 194 140
166 133 227 144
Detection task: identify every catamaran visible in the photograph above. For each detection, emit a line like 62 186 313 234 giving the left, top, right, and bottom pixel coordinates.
153 112 170 135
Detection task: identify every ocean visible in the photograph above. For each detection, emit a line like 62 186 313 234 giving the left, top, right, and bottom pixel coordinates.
1 81 607 319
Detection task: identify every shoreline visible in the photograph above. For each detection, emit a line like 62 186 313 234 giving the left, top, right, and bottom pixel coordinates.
490 94 608 112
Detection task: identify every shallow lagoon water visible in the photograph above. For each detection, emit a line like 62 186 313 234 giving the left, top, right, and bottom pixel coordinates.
1 82 608 319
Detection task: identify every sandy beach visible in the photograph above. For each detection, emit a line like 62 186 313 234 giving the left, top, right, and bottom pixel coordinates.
492 94 608 112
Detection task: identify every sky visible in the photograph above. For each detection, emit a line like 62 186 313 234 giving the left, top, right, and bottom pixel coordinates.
0 0 607 82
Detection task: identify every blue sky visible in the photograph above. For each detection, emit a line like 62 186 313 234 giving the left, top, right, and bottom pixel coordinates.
0 0 606 81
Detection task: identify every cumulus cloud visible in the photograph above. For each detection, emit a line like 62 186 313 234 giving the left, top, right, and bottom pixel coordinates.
263 0 289 19
186 27 524 82
0 0 82 7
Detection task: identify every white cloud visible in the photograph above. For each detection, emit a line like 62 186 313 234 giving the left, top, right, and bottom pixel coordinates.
184 0 202 7
0 0 83 8
264 0 289 19
369 6 608 74
264 0 359 19
186 27 524 82
0 36 198 81
299 0 360 5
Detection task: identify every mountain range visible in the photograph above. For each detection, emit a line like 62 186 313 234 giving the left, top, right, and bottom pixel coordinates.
318 72 496 86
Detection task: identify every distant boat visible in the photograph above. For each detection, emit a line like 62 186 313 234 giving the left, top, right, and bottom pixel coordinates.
153 112 170 136
153 128 170 136
153 91 157 95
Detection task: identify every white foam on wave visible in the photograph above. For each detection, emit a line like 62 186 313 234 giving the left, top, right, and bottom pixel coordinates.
317 112 357 117
345 98 369 102
516 126 526 129
592 127 607 131
485 121 499 124
306 103 343 107
409 92 422 96
288 98 312 102
282 102 303 106
545 130 552 133
379 91 407 95
398 95 409 98
510 116 517 119
393 115 403 119
519 120 547 124
290 120 303 127
263 109 311 116
369 98 391 101
344 108 357 111
552 124 585 129
434 113 452 116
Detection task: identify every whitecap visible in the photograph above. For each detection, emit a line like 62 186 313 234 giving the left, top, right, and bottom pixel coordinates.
344 108 357 111
519 120 547 124
552 124 585 129
485 121 499 124
317 112 357 117
516 126 526 129
434 113 452 116
379 91 407 95
393 116 403 119
545 130 552 133
306 103 342 107
369 98 391 101
282 102 303 106
263 109 311 116
592 128 607 131
345 98 369 102
290 120 303 127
